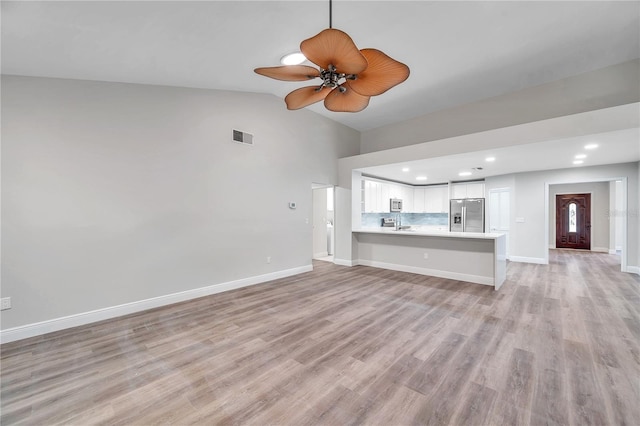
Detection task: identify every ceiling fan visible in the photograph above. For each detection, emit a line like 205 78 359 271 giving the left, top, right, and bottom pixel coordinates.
254 0 410 113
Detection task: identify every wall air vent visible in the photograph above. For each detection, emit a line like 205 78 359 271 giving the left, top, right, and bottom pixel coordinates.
232 129 254 145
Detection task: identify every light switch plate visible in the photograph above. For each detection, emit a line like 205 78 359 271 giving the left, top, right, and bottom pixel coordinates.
1 297 11 310
515 217 525 223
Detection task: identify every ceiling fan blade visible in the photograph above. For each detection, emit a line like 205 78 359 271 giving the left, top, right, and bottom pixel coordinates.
348 49 410 96
254 65 320 81
324 82 370 112
300 29 368 75
285 86 332 110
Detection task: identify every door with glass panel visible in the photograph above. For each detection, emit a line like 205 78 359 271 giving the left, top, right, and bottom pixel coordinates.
555 193 591 250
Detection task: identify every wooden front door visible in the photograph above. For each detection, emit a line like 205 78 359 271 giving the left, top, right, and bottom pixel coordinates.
556 193 591 250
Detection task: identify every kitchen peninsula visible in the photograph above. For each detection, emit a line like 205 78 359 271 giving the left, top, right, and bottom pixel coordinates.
352 228 507 290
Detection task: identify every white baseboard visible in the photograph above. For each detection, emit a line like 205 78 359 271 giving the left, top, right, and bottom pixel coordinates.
0 265 312 344
549 245 555 249
333 258 357 267
313 251 329 258
609 249 618 254
357 259 493 286
509 256 548 265
626 266 640 275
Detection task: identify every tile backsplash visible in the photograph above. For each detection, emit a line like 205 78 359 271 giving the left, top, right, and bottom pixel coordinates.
361 213 448 228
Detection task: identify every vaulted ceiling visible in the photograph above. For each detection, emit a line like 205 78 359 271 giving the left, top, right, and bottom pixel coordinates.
2 1 639 131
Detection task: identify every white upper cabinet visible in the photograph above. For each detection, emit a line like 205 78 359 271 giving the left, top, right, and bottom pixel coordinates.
400 185 413 212
467 183 485 198
388 183 402 199
381 184 391 211
412 185 447 213
451 184 467 199
364 180 380 212
425 186 449 213
413 188 426 213
451 182 485 199
362 179 485 214
363 179 415 213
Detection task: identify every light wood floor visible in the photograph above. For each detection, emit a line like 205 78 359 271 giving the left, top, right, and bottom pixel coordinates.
1 250 639 425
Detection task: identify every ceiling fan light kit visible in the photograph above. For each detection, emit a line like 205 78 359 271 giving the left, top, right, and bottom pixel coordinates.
254 0 409 113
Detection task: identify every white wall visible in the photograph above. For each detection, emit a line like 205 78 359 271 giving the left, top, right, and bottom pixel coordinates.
548 182 610 251
333 170 364 266
506 162 638 266
360 60 640 153
1 75 360 331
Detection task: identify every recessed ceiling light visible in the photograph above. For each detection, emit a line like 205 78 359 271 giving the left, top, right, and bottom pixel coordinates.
575 154 587 159
485 157 495 162
459 171 472 177
573 160 584 165
280 52 306 65
402 167 410 172
584 143 598 150
416 176 427 181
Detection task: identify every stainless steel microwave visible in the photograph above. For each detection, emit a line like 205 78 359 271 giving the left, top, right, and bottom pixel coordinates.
390 198 403 212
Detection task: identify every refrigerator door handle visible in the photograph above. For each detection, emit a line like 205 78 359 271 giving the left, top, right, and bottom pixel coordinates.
462 205 466 232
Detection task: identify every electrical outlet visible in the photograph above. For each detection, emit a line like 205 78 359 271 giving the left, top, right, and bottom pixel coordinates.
1 297 11 311
423 253 429 259
267 256 271 264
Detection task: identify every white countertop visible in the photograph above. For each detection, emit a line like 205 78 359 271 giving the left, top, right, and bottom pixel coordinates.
353 227 506 240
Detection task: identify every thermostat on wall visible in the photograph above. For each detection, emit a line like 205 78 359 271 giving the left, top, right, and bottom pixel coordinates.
289 202 297 209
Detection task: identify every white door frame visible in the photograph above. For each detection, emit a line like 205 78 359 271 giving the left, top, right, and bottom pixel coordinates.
311 183 335 260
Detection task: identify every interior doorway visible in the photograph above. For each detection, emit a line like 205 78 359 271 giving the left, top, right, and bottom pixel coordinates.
311 184 334 262
545 178 628 272
556 193 591 250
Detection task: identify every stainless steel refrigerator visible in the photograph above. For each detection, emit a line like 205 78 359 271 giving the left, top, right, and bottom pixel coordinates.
450 198 485 233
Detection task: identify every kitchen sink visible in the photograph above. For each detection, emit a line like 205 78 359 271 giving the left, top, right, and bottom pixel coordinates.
393 227 415 232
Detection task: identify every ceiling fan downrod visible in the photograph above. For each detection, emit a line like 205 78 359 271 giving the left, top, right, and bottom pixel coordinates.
329 0 332 29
